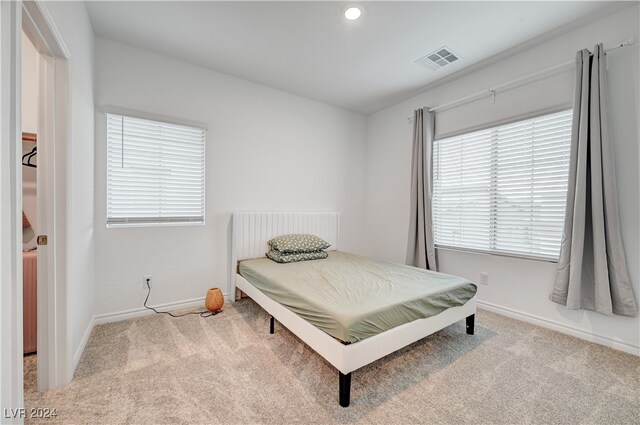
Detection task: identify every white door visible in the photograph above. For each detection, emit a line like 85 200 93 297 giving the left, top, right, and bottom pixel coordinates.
36 52 54 392
0 0 24 422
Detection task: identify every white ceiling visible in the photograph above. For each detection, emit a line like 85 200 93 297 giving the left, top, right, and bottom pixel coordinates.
86 1 625 114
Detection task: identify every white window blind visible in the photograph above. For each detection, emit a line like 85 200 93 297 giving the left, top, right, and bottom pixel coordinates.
106 114 205 226
433 109 572 260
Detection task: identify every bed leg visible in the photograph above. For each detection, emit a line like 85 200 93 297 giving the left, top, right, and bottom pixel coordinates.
466 314 475 335
339 372 351 407
270 316 275 334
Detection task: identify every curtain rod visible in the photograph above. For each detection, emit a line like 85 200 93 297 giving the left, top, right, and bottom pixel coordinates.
407 38 636 121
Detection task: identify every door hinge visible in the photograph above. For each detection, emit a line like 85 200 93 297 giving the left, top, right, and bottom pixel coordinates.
37 235 48 246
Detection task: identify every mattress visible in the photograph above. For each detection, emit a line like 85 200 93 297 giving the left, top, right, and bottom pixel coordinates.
239 251 477 343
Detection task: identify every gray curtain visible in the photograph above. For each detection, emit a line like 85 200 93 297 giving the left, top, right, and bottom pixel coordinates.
550 44 637 316
406 107 437 270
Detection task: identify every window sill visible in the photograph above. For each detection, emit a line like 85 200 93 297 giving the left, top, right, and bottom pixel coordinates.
435 245 559 263
106 221 205 229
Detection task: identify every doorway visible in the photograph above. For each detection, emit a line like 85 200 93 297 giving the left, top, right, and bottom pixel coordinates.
0 1 70 417
21 28 39 395
21 0 71 394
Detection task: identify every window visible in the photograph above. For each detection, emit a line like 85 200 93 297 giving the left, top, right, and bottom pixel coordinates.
432 110 572 260
106 113 205 226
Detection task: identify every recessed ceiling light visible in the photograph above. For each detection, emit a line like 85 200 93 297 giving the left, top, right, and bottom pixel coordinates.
344 6 362 21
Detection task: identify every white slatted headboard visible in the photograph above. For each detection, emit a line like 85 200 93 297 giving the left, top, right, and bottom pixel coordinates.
230 212 340 299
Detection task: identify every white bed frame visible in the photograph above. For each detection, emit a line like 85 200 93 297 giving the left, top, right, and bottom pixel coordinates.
230 211 476 407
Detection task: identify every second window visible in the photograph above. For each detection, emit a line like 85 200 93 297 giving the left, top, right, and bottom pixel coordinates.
432 109 573 260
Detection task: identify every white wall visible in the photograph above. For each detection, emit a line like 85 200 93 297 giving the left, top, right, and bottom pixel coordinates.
21 31 37 249
365 7 640 353
93 38 367 316
21 31 37 135
44 2 96 375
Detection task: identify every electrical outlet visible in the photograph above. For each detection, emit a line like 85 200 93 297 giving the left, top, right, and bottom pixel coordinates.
480 272 489 285
143 275 152 288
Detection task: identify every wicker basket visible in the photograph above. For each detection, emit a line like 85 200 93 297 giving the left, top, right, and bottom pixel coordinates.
205 287 224 312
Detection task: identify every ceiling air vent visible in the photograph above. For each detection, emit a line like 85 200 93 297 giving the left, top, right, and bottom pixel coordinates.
415 46 460 71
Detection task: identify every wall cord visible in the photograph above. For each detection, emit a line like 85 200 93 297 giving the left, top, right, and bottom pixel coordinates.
143 279 220 318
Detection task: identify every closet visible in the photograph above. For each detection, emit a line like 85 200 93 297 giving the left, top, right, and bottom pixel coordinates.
22 132 37 355
22 30 39 355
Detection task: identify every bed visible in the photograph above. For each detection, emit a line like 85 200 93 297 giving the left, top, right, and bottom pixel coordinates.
230 212 477 407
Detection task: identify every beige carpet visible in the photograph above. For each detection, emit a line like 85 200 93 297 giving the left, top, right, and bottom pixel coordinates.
25 299 640 424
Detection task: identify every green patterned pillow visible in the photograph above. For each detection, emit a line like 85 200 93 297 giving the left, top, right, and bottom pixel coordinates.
267 234 330 253
266 249 328 263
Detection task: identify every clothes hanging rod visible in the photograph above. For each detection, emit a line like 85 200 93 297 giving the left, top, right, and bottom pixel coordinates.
22 132 37 142
407 38 636 121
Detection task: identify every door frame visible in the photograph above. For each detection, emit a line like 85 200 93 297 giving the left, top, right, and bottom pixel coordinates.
22 0 70 392
0 1 24 421
0 1 69 420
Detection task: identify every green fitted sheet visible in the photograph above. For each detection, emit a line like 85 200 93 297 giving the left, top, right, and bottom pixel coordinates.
239 251 477 343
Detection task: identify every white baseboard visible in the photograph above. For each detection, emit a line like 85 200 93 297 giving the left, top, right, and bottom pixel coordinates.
477 300 640 356
93 294 230 325
72 316 95 376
